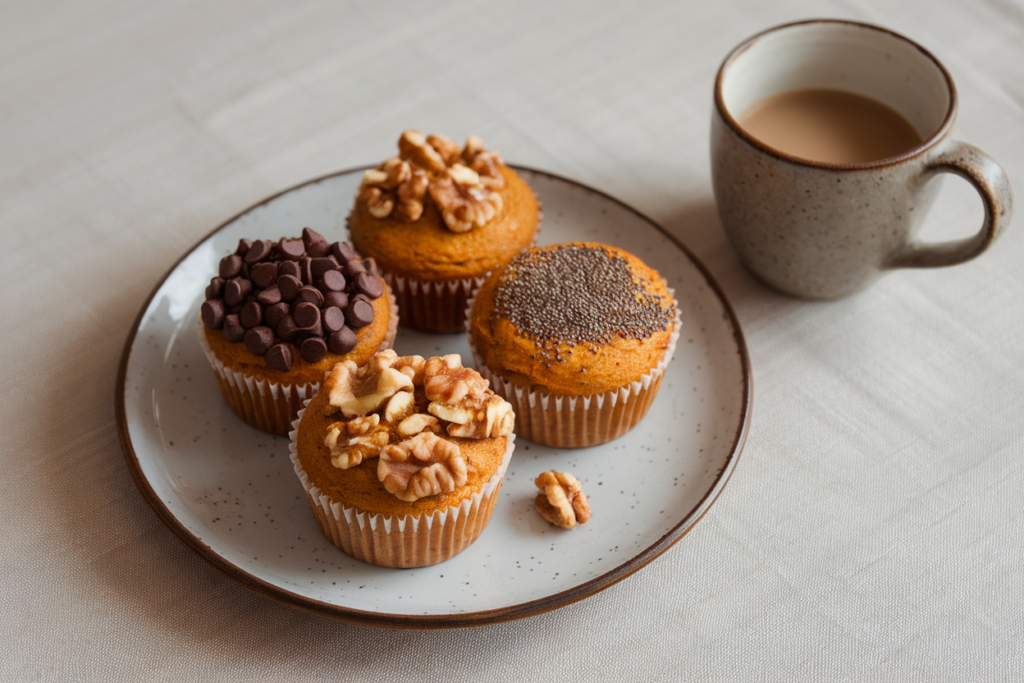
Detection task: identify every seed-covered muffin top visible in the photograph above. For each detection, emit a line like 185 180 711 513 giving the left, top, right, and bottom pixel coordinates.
469 242 678 396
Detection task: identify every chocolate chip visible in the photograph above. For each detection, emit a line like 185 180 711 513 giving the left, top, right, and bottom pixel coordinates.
294 286 324 308
206 277 225 300
303 228 331 257
320 269 347 292
345 298 374 328
223 314 245 343
310 257 338 282
323 291 349 310
251 262 278 289
239 301 263 329
322 306 346 333
278 238 305 261
296 319 322 339
332 241 360 263
201 299 226 329
256 284 282 306
278 274 302 301
224 277 253 306
363 257 379 277
228 304 244 315
299 256 313 285
300 337 327 363
328 327 358 355
219 254 243 279
243 326 274 355
279 261 301 280
265 343 293 372
344 259 366 278
235 238 252 256
245 239 273 264
354 272 384 299
276 314 298 342
293 301 320 328
264 302 290 329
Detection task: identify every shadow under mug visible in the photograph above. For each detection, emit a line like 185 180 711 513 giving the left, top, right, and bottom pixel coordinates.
711 19 1013 299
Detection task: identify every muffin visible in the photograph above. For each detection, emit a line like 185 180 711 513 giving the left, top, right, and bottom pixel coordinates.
467 242 680 447
347 130 540 334
198 228 397 435
289 350 515 568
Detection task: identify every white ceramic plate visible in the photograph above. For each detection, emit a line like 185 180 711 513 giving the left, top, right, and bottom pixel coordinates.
116 167 751 628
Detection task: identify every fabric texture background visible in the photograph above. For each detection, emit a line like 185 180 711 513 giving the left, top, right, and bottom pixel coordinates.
2 0 1022 680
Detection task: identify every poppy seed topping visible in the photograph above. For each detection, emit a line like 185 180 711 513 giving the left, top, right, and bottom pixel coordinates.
493 244 675 347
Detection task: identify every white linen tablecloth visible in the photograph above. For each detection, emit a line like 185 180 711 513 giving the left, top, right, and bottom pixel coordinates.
2 1 1022 679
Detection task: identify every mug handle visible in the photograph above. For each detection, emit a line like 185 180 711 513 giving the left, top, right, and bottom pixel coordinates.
886 141 1013 268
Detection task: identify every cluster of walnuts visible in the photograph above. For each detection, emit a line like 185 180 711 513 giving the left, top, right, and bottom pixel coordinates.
321 350 514 502
358 130 506 233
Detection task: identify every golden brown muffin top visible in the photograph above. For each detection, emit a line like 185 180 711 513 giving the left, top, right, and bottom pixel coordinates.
469 242 678 397
203 292 391 387
295 351 512 517
348 131 539 282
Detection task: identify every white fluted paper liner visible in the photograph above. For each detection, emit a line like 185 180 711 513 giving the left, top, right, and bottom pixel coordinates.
197 284 398 436
384 271 488 335
288 402 516 568
465 289 682 448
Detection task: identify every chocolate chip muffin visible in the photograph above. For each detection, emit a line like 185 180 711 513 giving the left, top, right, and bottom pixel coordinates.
198 228 397 435
347 130 540 334
467 242 680 447
289 350 515 568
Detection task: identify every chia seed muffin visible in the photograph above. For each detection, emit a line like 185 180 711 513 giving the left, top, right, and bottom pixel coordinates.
467 242 680 447
198 229 397 435
347 130 541 334
289 350 515 568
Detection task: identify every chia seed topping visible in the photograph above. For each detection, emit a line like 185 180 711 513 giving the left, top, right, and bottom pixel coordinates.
493 244 675 347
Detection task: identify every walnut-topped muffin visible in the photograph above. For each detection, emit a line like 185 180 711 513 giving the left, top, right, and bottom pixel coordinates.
347 130 540 333
468 242 680 447
290 350 515 568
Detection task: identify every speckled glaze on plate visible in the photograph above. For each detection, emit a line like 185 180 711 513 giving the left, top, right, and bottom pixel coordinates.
116 167 751 629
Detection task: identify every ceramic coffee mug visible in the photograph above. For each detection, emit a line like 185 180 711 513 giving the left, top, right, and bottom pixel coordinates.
711 19 1013 299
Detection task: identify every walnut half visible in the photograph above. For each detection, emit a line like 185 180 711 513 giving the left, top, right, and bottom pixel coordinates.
324 350 414 418
534 471 592 529
324 414 389 469
424 355 514 439
428 165 504 233
378 432 468 502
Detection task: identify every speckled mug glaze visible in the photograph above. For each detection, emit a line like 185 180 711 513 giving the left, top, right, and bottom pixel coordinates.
712 20 1013 299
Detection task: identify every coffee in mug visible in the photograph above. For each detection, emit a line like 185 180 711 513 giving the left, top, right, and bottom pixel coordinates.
711 20 1013 299
738 89 922 165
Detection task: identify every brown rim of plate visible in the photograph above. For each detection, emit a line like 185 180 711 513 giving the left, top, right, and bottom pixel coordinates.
114 165 753 630
714 18 958 171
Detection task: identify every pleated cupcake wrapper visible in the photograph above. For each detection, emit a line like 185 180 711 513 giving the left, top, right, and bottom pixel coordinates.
288 403 515 568
354 192 543 335
464 290 681 448
384 271 488 335
197 285 398 436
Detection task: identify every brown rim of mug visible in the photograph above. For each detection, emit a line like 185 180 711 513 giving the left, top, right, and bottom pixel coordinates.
114 165 752 630
714 18 958 170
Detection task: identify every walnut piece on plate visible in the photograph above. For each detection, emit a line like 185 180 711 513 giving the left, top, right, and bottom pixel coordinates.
534 471 592 529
